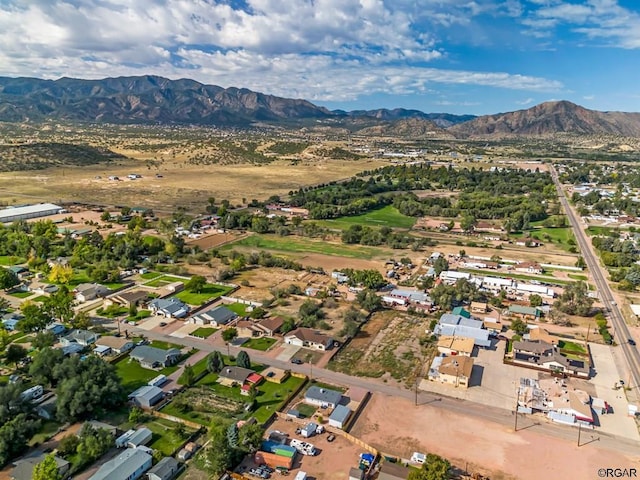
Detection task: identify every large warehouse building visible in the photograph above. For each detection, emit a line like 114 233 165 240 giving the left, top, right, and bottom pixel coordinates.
0 203 64 223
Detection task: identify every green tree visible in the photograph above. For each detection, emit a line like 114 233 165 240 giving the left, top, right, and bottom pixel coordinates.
207 351 224 373
70 311 92 330
185 275 207 293
47 264 73 284
575 256 586 269
222 328 238 343
43 286 74 323
30 347 65 386
554 281 594 316
31 330 56 350
18 303 50 332
32 453 62 480
181 364 195 386
236 350 251 369
75 424 114 470
460 214 476 233
206 420 234 476
226 423 239 448
58 434 80 456
280 318 296 334
356 289 382 312
128 406 145 424
529 294 543 307
5 344 27 367
0 268 19 290
408 453 451 480
510 318 529 335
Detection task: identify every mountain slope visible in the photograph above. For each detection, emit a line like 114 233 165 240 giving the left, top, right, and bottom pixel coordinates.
342 108 475 127
356 118 453 138
0 75 331 125
449 101 640 137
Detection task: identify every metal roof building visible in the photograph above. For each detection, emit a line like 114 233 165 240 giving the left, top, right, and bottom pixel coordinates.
0 203 63 223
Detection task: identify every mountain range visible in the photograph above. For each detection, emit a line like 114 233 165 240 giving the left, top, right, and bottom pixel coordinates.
2 75 640 137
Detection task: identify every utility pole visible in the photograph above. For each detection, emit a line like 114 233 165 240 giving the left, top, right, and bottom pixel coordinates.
514 388 519 432
577 422 582 446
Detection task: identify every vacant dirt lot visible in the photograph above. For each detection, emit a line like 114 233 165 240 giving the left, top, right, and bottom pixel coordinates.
351 394 637 480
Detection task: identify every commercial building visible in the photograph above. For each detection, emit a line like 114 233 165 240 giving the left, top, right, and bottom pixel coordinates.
0 203 64 223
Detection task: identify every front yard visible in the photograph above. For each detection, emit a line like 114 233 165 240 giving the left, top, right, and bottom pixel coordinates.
174 284 234 306
243 337 277 351
191 327 217 339
115 356 180 393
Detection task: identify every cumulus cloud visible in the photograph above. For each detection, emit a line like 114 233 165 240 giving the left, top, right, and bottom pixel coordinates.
0 0 565 101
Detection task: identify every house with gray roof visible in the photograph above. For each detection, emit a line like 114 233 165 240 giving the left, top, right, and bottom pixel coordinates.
61 329 99 346
218 366 255 386
126 427 153 448
305 385 343 408
75 283 110 303
11 454 70 480
328 404 352 429
149 297 189 318
147 456 180 480
130 346 181 369
190 305 237 326
89 447 152 480
434 313 491 348
128 385 165 408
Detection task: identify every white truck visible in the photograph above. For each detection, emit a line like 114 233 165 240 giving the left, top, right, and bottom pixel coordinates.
294 472 307 480
290 438 317 456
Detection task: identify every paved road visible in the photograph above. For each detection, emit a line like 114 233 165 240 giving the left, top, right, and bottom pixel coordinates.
550 165 640 392
130 325 640 455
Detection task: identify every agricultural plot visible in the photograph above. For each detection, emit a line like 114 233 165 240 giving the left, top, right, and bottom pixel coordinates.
317 205 416 230
225 234 392 260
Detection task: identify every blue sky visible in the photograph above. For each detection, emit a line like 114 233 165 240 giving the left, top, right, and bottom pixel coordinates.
1 0 639 115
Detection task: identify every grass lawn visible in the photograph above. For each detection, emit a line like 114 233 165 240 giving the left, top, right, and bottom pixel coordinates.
104 282 127 290
31 295 49 303
179 354 210 384
568 273 588 281
244 337 277 351
150 339 182 350
144 275 186 288
115 357 179 393
128 310 152 321
175 284 234 306
226 303 249 316
309 381 347 393
9 290 32 298
0 256 26 266
224 234 391 260
558 340 587 353
29 420 60 446
586 226 618 236
317 205 416 230
13 335 33 344
253 375 306 423
512 227 575 250
140 271 162 280
145 417 194 456
67 270 92 287
191 327 217 339
296 403 317 418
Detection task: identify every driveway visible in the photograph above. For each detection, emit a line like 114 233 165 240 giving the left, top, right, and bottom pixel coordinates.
170 322 199 338
276 343 300 362
137 314 176 330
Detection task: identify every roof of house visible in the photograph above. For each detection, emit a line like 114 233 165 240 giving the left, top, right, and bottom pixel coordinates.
130 345 181 364
114 290 150 304
12 455 68 480
516 261 542 270
128 385 164 402
95 336 133 350
192 305 237 324
85 420 118 433
246 372 263 384
329 404 351 423
509 305 541 316
438 356 474 378
127 427 152 446
259 316 285 332
148 457 179 478
437 335 475 354
219 366 255 383
470 301 487 310
452 306 471 318
513 340 553 354
89 447 152 480
378 462 411 480
149 297 188 315
75 283 105 294
61 343 85 355
286 327 333 345
527 327 558 344
305 385 342 405
438 314 483 329
64 329 97 343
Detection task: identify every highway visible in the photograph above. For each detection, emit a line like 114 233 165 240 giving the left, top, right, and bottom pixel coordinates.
130 324 640 456
550 165 640 391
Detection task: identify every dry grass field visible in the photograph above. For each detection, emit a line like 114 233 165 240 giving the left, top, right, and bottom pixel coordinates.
0 157 386 211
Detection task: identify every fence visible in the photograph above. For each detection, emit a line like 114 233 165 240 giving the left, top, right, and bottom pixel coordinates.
220 296 262 307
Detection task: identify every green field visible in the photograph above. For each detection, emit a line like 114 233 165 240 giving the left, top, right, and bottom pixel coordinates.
175 284 234 306
316 205 416 230
145 417 194 456
9 290 32 298
225 234 391 259
144 275 187 288
568 273 588 281
586 226 618 236
243 337 277 351
512 226 574 247
0 256 26 266
226 303 249 316
140 271 162 280
191 327 217 339
115 357 179 393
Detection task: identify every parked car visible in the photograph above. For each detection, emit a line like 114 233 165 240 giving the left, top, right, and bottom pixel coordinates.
291 358 303 364
629 338 636 346
327 434 336 442
159 322 167 327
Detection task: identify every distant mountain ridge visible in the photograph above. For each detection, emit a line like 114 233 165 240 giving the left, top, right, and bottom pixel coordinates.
1 75 640 136
449 100 640 137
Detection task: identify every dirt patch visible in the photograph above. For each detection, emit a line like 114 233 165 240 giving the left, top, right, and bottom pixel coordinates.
186 232 247 250
350 393 635 480
295 253 389 273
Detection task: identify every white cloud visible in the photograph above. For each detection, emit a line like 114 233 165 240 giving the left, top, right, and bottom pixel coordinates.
0 0 566 102
516 97 535 105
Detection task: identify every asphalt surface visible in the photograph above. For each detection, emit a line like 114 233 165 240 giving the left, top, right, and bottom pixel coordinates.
130 324 640 456
550 166 640 391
